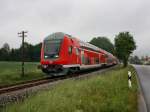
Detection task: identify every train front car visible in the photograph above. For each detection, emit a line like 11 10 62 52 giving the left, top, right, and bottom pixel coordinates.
40 32 80 76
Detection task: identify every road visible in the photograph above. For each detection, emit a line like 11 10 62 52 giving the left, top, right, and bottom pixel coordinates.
133 65 150 112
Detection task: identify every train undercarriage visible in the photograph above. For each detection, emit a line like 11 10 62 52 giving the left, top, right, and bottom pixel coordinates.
38 63 108 76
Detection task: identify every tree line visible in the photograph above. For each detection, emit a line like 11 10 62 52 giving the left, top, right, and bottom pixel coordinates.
129 55 150 65
0 42 42 62
0 32 136 67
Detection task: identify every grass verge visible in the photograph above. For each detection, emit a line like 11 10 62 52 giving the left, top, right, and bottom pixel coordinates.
0 62 45 86
3 65 138 112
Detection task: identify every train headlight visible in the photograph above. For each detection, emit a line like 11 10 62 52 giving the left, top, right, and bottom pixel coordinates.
55 55 59 58
43 65 48 68
45 55 48 58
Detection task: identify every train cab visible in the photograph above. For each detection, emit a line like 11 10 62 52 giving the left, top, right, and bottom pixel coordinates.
40 32 81 75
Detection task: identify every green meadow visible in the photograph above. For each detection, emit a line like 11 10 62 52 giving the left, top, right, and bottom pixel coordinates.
0 62 45 86
4 65 138 112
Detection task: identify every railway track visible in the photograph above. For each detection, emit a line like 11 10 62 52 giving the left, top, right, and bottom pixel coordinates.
0 74 78 95
0 78 50 95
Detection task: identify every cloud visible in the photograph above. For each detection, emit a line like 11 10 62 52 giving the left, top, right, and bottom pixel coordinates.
0 0 150 56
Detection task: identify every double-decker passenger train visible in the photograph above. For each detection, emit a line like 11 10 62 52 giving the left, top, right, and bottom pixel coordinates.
39 32 118 76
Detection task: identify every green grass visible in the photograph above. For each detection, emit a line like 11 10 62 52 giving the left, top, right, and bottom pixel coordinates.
3 65 138 112
0 62 45 86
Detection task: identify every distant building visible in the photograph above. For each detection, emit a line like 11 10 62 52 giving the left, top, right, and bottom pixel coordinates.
142 56 150 65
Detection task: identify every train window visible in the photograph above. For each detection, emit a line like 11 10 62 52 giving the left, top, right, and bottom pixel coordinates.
93 58 99 64
96 58 99 64
81 50 84 64
76 48 80 55
84 57 87 65
87 57 90 64
68 46 73 54
105 54 108 58
44 39 62 59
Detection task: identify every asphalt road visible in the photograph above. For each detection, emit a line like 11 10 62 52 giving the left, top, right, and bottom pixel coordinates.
133 65 150 112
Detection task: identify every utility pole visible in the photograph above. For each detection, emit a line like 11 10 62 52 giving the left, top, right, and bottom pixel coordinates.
18 31 27 77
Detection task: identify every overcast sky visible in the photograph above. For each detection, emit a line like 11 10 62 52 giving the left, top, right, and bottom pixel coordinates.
0 0 150 56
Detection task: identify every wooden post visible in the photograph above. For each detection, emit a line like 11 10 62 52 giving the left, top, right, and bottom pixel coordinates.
18 31 27 77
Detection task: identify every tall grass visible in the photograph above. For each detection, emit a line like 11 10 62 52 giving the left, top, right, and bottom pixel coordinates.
0 62 45 86
4 65 138 112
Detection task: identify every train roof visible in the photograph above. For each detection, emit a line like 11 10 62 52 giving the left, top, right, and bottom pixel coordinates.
79 41 115 56
79 41 102 52
44 32 74 41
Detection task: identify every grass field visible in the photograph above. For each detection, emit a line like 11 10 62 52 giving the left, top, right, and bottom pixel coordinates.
3 65 138 112
0 62 45 86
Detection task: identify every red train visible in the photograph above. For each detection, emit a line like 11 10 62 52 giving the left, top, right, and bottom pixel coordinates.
40 32 118 76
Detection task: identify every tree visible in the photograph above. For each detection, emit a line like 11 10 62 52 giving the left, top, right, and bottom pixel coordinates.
89 37 114 54
0 42 42 62
32 43 42 61
19 42 42 61
114 32 136 67
129 55 142 64
0 43 10 61
3 43 10 53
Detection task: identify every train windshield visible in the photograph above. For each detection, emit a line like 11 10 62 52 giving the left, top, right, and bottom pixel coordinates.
44 39 62 59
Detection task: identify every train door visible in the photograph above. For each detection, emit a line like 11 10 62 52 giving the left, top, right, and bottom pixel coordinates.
68 45 73 64
81 50 84 65
68 46 79 64
75 48 80 64
99 54 101 64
